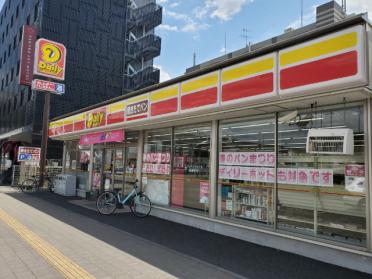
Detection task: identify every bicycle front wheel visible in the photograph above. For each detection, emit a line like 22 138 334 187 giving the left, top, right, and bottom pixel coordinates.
130 193 151 218
96 192 117 215
20 179 37 193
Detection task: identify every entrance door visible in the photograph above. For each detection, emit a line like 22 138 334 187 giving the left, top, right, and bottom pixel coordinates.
123 145 137 195
113 149 125 192
103 149 115 191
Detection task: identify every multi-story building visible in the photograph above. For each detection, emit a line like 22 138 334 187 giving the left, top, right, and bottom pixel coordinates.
0 0 162 182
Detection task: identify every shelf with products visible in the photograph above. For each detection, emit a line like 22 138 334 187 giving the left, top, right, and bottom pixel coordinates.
233 184 273 224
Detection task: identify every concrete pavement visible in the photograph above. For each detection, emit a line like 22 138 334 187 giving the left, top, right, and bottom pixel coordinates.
0 187 244 279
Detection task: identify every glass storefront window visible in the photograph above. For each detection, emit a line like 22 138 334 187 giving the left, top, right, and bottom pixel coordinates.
143 128 172 206
218 117 275 225
277 105 366 246
171 124 211 214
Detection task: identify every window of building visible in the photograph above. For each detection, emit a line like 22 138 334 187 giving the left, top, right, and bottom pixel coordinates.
0 57 2 69
2 32 4 43
26 14 30 25
13 35 16 50
143 128 172 206
22 0 25 8
3 51 6 63
10 67 14 81
1 79 4 90
0 15 3 25
34 3 39 22
277 105 366 246
171 124 211 214
6 23 8 36
5 73 8 86
16 60 20 75
8 44 11 57
13 96 17 111
10 15 13 28
16 5 19 18
18 27 22 42
218 116 276 225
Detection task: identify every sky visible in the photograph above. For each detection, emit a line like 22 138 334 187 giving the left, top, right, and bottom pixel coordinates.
154 0 372 81
0 0 370 82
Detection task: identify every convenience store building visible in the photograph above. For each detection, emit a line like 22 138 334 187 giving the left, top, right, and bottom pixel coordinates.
48 14 372 273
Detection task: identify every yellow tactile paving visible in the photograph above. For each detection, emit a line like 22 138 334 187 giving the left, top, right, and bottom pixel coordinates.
0 208 95 279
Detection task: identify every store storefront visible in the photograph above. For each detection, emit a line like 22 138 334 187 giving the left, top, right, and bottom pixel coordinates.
48 18 372 273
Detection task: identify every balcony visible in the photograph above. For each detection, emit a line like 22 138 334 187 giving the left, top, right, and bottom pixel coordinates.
126 34 161 61
123 66 160 93
127 3 162 31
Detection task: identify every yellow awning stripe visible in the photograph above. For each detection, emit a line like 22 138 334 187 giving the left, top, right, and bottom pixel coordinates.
222 58 274 83
107 101 125 114
181 73 218 94
151 86 178 102
280 32 357 67
127 94 148 104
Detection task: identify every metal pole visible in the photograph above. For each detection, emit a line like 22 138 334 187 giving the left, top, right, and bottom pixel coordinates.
38 92 50 188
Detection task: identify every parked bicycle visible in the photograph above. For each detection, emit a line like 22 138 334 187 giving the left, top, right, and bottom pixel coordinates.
19 174 55 193
96 180 151 218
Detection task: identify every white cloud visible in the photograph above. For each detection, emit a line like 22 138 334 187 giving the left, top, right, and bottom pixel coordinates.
157 0 168 4
158 24 179 31
194 0 253 21
286 6 316 29
169 1 180 8
337 0 372 16
164 9 210 33
155 65 172 82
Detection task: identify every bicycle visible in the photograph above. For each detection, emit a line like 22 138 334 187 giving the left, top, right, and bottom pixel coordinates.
19 174 55 193
96 180 151 218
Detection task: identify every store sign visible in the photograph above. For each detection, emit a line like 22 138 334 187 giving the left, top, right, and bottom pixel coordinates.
79 130 124 145
199 181 209 204
219 166 333 187
126 100 148 117
219 152 275 167
344 165 365 177
19 25 37 86
32 79 65 95
17 147 41 162
34 38 67 80
143 152 171 164
142 163 170 175
86 110 106 129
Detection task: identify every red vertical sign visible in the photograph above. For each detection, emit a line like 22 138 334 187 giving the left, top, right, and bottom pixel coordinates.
19 25 37 86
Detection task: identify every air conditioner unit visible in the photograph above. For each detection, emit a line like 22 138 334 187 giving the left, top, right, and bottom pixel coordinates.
306 128 354 155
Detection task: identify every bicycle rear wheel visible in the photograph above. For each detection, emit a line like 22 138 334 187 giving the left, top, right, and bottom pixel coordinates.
20 179 36 193
96 192 117 215
130 193 151 218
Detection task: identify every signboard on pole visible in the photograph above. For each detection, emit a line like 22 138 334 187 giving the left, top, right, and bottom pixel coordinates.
33 38 66 80
32 79 65 95
17 147 41 162
19 25 37 86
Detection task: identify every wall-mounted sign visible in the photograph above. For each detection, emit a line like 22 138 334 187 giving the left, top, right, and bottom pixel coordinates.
32 79 65 95
86 110 106 129
17 147 41 162
19 25 37 86
79 130 124 145
126 100 148 118
34 38 66 80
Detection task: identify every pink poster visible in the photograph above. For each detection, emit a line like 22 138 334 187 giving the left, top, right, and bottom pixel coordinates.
199 181 209 204
143 152 171 164
344 165 365 177
219 152 275 167
80 130 124 145
142 163 170 175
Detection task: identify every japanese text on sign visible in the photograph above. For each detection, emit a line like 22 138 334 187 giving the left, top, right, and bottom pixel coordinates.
142 163 171 175
219 166 333 187
219 152 275 167
126 100 148 117
17 147 41 162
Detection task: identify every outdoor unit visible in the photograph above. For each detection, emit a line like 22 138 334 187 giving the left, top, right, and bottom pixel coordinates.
306 128 354 155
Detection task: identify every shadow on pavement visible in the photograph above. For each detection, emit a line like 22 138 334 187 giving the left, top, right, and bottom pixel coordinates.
8 191 371 279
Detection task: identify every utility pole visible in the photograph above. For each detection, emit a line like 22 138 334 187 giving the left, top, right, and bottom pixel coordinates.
301 0 304 27
38 91 50 188
241 28 250 47
193 52 196 67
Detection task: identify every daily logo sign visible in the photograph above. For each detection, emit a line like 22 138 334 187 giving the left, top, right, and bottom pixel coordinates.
34 38 66 80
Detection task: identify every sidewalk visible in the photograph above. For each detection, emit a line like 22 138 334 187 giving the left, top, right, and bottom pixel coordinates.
1 187 371 279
